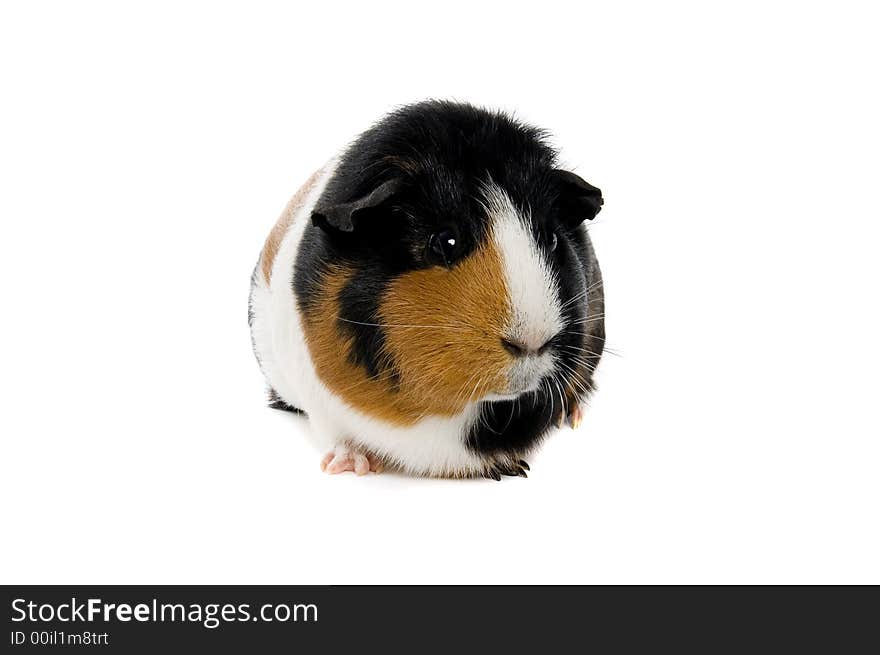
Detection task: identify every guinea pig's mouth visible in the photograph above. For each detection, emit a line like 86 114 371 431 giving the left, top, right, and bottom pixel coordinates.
483 380 544 402
482 355 556 402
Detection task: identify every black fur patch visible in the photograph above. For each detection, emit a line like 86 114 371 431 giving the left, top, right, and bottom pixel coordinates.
267 388 304 414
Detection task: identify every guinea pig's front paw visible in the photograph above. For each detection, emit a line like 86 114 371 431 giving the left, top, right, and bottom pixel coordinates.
319 445 385 476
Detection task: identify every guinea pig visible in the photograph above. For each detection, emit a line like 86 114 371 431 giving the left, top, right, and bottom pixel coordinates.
249 100 605 479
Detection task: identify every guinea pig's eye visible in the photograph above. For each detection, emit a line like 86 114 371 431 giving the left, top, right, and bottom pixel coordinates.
428 229 458 266
549 231 559 252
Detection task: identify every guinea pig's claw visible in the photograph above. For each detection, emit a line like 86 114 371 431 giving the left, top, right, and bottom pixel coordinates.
567 405 584 430
485 461 530 480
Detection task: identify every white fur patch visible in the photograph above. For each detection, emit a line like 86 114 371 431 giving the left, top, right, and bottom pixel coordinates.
482 183 563 393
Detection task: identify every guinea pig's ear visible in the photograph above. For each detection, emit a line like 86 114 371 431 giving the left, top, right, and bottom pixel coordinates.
311 178 404 233
552 169 604 227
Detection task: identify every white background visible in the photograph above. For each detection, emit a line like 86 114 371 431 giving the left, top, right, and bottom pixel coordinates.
1 1 878 584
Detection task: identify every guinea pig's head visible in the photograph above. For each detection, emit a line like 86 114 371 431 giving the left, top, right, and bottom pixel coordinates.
307 101 602 421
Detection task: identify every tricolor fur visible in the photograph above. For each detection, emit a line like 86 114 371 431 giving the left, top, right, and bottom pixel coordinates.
249 101 605 478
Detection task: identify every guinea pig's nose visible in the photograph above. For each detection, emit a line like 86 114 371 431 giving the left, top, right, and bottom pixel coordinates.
501 336 554 357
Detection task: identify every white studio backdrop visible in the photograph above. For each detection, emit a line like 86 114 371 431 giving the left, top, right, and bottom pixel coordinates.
1 1 878 584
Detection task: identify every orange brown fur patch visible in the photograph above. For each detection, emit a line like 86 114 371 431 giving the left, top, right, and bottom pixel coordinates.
300 238 512 425
261 168 322 283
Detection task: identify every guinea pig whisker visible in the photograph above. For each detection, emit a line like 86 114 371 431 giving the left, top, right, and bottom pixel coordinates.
568 328 603 339
498 394 517 434
555 365 592 399
556 342 605 359
557 355 595 382
469 373 488 406
562 345 600 359
564 342 620 358
557 343 603 357
563 354 600 374
481 401 503 435
450 372 476 407
564 359 599 377
571 364 598 392
545 378 557 427
554 362 583 390
552 376 568 421
559 279 602 308
570 373 594 398
453 367 485 407
564 353 602 367
558 283 602 315
559 340 607 357
568 313 606 325
338 317 471 331
555 375 569 409
570 311 606 321
558 288 590 311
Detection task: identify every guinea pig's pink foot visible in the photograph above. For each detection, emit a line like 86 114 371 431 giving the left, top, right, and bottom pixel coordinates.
567 404 585 430
320 446 384 476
